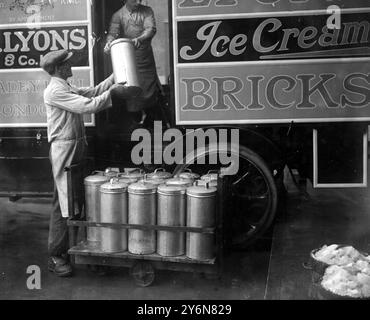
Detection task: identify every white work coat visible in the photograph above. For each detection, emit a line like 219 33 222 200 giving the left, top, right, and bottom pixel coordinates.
44 75 114 217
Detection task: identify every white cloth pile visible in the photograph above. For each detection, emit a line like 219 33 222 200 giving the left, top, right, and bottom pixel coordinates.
314 244 370 298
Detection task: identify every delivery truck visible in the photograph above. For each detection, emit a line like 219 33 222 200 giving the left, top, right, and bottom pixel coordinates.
0 0 369 248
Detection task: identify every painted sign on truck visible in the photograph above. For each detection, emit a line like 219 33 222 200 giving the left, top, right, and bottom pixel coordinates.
0 0 93 127
172 0 370 124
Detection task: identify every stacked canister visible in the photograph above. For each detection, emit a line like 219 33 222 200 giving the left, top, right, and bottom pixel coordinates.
186 181 217 260
84 171 114 246
100 178 128 252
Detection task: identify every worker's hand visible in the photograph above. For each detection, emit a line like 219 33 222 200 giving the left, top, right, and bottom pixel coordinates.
132 38 141 49
104 42 111 54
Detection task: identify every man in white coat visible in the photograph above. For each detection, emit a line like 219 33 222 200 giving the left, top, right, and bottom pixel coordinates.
41 49 124 277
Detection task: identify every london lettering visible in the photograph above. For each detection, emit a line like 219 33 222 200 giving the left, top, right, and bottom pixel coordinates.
181 73 370 111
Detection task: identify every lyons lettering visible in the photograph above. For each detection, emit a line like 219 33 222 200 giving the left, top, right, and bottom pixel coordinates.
0 27 86 53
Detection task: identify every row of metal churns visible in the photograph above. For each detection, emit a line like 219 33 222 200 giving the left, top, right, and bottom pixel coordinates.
84 168 218 261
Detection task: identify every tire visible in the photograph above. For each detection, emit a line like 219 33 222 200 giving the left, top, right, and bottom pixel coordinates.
173 144 278 249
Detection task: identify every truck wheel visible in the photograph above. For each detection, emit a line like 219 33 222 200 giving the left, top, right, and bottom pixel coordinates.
173 144 278 249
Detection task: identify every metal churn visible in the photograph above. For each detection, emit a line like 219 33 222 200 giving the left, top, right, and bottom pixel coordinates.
110 38 142 96
147 168 173 180
139 174 167 188
128 181 157 255
119 168 145 181
166 177 193 188
177 168 200 180
100 179 128 252
200 170 219 182
186 182 217 260
157 184 186 257
84 173 110 245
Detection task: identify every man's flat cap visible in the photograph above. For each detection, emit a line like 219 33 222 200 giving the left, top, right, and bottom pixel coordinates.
40 49 73 75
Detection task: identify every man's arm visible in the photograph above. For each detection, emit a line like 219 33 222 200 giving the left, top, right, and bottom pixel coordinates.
46 89 112 115
105 11 121 52
135 7 156 44
76 74 115 98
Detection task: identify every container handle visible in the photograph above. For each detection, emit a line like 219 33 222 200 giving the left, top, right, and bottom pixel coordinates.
154 168 166 173
92 170 104 176
110 177 119 184
183 168 193 173
206 170 219 175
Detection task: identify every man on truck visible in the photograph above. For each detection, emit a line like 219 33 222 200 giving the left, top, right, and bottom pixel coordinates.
41 49 125 277
104 0 163 129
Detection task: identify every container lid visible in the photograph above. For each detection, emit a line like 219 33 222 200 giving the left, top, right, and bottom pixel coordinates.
84 174 110 185
166 177 193 187
118 168 144 180
139 177 167 186
158 184 186 195
197 179 218 187
178 172 199 180
201 170 219 181
128 181 157 194
186 182 217 197
118 177 138 184
111 38 133 46
147 168 172 180
100 178 128 193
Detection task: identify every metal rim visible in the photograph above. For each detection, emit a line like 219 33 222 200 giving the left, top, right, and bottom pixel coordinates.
173 144 277 249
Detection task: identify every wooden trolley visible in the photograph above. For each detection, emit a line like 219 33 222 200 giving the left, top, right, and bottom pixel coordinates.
66 163 230 287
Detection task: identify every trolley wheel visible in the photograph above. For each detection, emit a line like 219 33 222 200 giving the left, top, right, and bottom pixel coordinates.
173 144 278 249
130 262 155 287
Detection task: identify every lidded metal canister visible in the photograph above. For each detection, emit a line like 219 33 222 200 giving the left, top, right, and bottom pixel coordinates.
139 175 167 188
157 185 186 257
100 179 128 253
110 38 141 89
84 173 110 245
166 177 193 188
196 179 218 188
186 182 217 260
118 168 145 181
117 176 138 185
200 170 219 182
147 168 172 180
176 168 200 180
128 181 157 255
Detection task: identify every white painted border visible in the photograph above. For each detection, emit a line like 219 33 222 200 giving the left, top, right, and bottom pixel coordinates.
313 129 368 188
172 2 370 125
175 7 370 21
0 0 95 128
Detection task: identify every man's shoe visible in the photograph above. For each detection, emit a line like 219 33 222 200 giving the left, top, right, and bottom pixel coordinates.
48 256 73 277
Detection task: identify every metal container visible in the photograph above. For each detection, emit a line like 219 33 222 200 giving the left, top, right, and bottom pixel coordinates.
196 179 218 188
147 168 172 180
100 179 128 253
110 38 141 89
186 182 217 260
128 181 157 255
84 173 110 245
165 177 193 188
118 168 145 181
176 168 200 180
139 175 167 188
200 170 219 182
157 185 186 257
117 176 138 185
